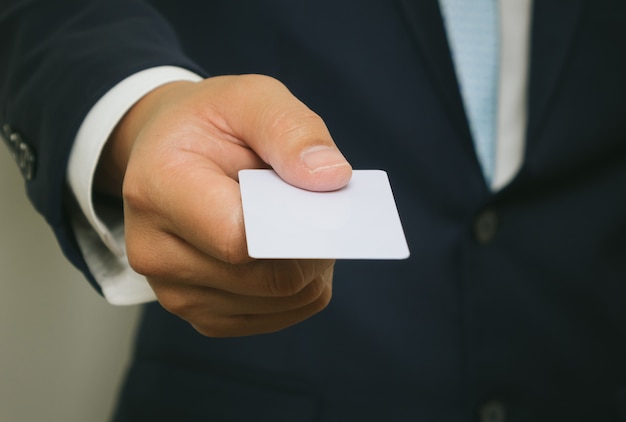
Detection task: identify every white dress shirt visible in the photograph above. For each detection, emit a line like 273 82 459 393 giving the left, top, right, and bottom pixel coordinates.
67 66 202 304
67 0 532 305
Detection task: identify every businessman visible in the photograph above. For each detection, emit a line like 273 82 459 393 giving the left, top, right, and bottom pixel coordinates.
2 0 626 420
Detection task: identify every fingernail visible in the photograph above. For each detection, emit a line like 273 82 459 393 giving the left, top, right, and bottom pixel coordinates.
301 146 348 173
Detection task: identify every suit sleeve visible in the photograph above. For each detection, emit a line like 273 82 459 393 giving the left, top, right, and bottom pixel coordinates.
0 0 207 292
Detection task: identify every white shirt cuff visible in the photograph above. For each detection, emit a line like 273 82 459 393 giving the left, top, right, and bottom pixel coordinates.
67 66 203 305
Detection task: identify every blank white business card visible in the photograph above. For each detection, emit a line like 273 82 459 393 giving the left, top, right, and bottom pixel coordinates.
239 169 410 259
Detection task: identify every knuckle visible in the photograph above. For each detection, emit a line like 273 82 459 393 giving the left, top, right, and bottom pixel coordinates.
318 284 333 309
151 283 200 323
125 234 171 279
294 277 326 306
216 209 254 265
263 263 306 297
126 244 159 277
260 260 331 298
240 73 279 87
268 108 326 145
222 238 253 265
122 169 167 216
157 290 224 338
264 279 296 298
159 292 191 317
224 74 286 104
121 175 147 211
299 269 333 313
309 284 333 314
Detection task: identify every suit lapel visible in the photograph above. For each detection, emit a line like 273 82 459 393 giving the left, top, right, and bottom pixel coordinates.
394 0 473 144
526 0 586 143
393 0 587 189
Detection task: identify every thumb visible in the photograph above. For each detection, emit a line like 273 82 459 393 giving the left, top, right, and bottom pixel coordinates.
218 74 352 192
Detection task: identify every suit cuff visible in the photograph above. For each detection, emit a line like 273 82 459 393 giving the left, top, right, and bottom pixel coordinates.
67 66 203 305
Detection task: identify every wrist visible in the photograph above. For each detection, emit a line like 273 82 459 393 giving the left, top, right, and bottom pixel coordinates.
94 80 196 197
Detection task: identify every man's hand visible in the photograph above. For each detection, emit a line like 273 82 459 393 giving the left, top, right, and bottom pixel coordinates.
95 74 352 337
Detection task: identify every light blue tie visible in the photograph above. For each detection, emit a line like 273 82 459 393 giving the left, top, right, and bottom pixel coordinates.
439 0 500 184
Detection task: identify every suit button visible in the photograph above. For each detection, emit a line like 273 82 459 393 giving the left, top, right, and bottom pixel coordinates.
479 400 506 422
2 127 36 181
474 209 498 245
17 141 36 181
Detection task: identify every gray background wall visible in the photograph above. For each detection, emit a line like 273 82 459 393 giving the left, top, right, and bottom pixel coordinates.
0 146 141 422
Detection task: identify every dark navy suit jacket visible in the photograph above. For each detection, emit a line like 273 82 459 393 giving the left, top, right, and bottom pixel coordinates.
2 1 626 420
